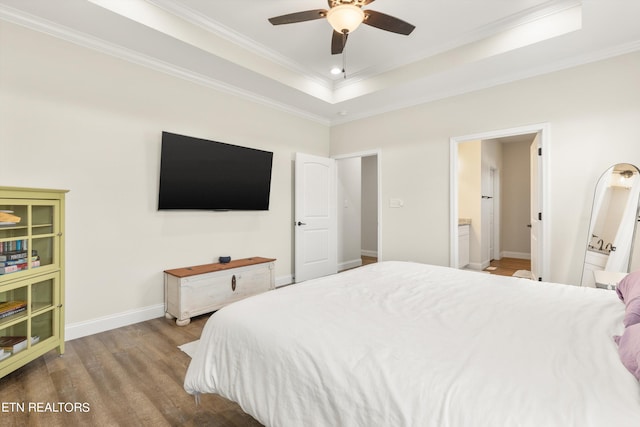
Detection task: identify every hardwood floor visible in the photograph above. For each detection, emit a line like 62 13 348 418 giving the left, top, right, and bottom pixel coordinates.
0 315 263 427
484 257 531 277
361 255 377 266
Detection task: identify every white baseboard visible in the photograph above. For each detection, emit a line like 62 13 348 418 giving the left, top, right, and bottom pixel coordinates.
501 251 531 260
467 262 489 271
275 274 293 288
338 258 363 272
361 249 378 258
66 274 295 340
65 304 165 341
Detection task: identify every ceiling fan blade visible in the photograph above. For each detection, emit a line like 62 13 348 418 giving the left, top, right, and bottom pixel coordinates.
331 30 348 55
363 9 415 35
268 9 327 25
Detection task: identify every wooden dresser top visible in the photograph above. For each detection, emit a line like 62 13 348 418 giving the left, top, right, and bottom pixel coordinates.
164 257 276 278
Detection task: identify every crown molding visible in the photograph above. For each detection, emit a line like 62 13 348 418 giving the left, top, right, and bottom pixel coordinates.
146 0 333 90
334 0 583 90
330 39 640 126
2 1 637 128
0 3 330 126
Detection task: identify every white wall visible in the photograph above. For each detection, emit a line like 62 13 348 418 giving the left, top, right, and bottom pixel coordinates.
330 52 640 285
337 157 362 270
361 156 378 257
500 141 531 258
0 22 329 337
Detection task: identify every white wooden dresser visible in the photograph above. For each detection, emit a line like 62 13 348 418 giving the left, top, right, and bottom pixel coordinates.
164 257 275 326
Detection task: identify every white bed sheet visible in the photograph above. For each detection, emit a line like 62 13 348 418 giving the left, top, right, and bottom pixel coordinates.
184 261 640 426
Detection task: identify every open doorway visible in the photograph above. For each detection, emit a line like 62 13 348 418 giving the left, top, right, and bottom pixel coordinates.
485 137 534 276
450 124 550 281
334 151 381 271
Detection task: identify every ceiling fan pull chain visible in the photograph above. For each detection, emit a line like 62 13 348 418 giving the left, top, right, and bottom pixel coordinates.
342 31 348 79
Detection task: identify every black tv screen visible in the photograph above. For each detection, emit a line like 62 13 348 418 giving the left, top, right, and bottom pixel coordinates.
158 132 273 210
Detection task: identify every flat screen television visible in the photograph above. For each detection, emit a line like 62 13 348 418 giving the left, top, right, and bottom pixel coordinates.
158 131 273 211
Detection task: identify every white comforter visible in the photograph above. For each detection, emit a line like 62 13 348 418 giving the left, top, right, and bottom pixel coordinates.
184 261 640 426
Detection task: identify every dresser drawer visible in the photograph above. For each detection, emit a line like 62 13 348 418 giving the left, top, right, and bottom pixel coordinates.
180 264 272 316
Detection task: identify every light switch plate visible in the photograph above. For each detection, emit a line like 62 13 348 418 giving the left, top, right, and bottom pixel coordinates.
389 198 404 208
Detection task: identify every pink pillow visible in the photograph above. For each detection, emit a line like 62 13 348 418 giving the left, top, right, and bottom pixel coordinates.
616 271 640 303
625 299 640 327
615 323 640 380
616 271 640 327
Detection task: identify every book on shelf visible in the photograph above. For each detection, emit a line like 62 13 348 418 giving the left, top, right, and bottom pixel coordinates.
0 211 20 223
0 210 20 228
0 249 37 262
0 259 40 275
0 240 28 253
0 336 38 354
0 300 27 319
0 336 28 354
0 256 39 267
0 306 26 319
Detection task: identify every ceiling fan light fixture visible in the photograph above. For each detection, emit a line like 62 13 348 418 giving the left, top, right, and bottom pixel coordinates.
326 4 364 33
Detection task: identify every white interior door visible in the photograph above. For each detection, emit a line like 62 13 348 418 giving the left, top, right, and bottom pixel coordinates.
295 153 337 282
530 134 542 280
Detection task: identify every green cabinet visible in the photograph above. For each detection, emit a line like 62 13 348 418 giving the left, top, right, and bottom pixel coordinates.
0 187 67 378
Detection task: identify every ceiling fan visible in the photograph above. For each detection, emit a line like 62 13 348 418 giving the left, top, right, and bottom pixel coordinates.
268 0 416 55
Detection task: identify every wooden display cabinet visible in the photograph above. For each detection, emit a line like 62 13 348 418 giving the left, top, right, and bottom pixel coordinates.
0 187 67 378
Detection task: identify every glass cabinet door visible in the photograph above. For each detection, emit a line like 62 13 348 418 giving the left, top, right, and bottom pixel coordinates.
0 199 60 281
30 274 59 346
0 273 59 362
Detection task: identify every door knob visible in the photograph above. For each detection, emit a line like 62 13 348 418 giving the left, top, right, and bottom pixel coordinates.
297 221 307 226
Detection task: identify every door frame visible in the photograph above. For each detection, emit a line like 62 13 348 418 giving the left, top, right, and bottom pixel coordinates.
487 167 500 262
332 149 383 262
449 123 550 280
492 168 501 261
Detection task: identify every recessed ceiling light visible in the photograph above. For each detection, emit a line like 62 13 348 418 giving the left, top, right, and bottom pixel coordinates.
330 67 342 75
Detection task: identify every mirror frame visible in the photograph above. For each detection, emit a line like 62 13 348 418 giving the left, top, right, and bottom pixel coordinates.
581 163 640 287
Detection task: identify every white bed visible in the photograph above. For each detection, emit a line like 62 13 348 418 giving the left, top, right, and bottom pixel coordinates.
184 261 640 426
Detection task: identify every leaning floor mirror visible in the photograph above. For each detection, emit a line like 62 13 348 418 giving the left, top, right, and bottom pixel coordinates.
581 163 640 288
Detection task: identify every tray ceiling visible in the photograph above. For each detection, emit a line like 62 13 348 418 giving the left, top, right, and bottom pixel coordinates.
1 0 639 125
